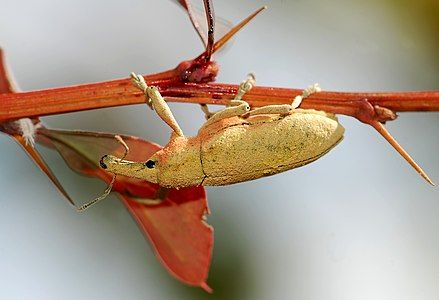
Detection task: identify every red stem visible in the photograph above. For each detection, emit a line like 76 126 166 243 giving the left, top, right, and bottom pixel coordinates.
0 70 178 122
162 83 439 112
1 78 438 123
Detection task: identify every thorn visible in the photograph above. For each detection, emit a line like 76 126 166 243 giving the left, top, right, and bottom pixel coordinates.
211 6 267 55
371 121 434 185
0 48 18 93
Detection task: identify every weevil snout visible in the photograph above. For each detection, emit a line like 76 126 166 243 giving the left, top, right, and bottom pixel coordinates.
100 154 120 170
100 154 159 184
99 155 108 169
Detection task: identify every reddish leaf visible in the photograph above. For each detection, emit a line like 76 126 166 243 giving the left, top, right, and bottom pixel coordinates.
37 128 213 291
122 188 213 292
0 48 76 205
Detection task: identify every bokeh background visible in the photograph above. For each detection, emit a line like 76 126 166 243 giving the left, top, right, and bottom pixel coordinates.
0 0 438 299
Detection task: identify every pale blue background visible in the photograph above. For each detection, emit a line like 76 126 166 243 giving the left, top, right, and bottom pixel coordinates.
0 0 438 299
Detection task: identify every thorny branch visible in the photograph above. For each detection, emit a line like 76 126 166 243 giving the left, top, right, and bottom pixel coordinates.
0 4 438 185
1 79 438 123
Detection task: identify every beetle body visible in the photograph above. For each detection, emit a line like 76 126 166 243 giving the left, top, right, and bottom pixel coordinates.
103 108 344 188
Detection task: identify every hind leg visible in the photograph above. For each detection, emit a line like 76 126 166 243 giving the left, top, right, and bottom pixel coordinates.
201 74 255 127
201 100 250 127
249 83 321 117
249 104 293 116
291 83 321 108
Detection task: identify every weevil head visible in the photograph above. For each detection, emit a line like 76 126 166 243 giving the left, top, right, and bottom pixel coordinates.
99 136 204 188
99 154 159 184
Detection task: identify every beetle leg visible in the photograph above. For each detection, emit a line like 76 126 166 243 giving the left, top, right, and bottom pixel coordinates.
201 99 251 127
292 83 321 108
200 104 215 120
249 104 293 116
199 73 255 126
233 73 256 101
247 83 321 116
131 73 184 136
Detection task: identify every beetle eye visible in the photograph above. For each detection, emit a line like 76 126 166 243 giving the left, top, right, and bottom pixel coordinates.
145 160 156 169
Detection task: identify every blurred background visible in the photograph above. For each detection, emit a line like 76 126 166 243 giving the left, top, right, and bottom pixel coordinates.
0 0 438 299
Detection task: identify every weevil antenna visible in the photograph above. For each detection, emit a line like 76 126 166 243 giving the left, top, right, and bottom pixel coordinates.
115 134 129 160
76 175 117 212
77 135 130 212
370 121 434 185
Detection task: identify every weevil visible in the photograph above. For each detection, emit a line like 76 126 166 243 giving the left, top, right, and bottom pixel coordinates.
99 73 344 189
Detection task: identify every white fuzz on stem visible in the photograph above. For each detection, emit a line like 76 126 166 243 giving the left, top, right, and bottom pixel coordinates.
16 118 41 147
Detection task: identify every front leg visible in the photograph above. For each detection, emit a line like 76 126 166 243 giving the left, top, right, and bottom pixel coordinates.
131 73 184 136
